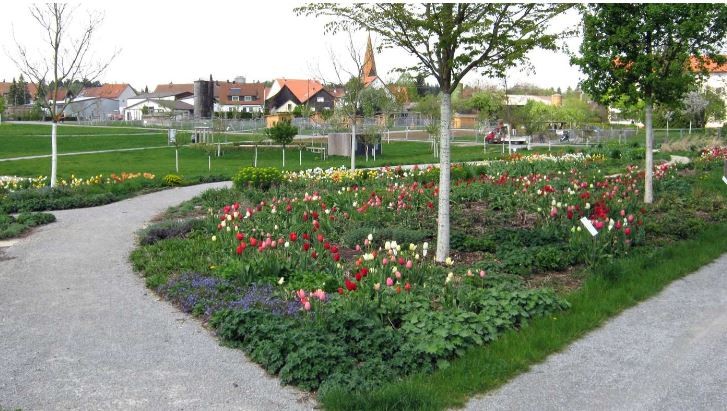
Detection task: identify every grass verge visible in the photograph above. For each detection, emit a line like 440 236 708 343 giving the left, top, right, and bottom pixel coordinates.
320 223 727 410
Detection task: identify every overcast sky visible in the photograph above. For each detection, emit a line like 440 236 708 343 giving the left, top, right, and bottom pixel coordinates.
0 2 584 92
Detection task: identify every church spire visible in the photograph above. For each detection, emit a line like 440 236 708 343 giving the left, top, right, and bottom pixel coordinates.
362 34 377 79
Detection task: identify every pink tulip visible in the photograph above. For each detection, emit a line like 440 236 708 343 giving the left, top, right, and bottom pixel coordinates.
395 271 402 279
386 277 394 287
297 289 306 300
304 301 311 311
479 270 486 278
550 207 558 218
382 258 388 265
406 260 413 269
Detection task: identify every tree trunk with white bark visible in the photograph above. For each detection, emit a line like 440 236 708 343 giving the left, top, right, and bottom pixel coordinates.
351 121 356 170
50 121 58 187
644 100 654 203
435 93 452 262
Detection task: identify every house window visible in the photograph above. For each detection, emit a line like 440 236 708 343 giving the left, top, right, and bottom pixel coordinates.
231 88 240 93
287 103 292 111
316 97 324 103
244 96 252 102
231 96 239 101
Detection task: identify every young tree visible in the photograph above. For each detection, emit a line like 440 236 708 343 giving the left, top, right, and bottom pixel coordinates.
572 4 727 203
265 119 298 168
8 4 118 187
297 3 571 261
0 95 5 123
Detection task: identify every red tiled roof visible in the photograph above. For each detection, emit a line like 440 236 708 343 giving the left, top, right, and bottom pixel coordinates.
690 55 727 73
153 83 195 94
275 79 325 103
217 82 265 105
80 83 132 99
0 82 11 96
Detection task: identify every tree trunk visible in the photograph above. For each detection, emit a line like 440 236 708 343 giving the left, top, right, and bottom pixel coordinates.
644 101 654 204
351 121 356 170
435 93 452 262
282 146 286 168
50 121 58 188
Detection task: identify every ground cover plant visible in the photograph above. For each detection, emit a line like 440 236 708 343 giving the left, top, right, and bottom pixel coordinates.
0 211 55 239
130 143 727 404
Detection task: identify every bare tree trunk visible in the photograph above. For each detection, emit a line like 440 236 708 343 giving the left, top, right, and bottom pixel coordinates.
283 147 286 168
50 121 58 187
644 101 654 204
435 93 452 262
351 121 356 170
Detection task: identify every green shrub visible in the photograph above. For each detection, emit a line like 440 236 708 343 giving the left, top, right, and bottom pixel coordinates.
232 167 283 191
163 174 183 186
138 218 205 245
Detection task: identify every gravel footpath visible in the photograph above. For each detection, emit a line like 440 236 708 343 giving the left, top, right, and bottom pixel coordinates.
463 253 727 411
0 182 314 410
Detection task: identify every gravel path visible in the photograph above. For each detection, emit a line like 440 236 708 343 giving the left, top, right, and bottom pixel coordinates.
0 182 314 410
463 253 727 411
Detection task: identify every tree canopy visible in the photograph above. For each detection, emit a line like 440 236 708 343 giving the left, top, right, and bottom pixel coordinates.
573 4 727 108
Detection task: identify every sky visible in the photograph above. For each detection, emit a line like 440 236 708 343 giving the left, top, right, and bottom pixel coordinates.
0 2 584 92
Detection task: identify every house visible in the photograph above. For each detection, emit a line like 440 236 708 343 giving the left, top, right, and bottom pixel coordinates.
215 81 266 113
692 56 727 127
266 78 334 113
64 83 136 120
123 98 193 121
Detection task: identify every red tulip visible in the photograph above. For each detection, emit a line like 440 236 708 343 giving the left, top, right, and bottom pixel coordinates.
303 242 311 251
311 250 318 259
345 279 357 291
338 287 344 295
289 232 298 242
236 232 244 241
404 283 411 292
355 272 363 282
324 242 331 250
332 253 340 262
317 234 324 242
249 238 257 247
624 227 632 236
330 246 339 254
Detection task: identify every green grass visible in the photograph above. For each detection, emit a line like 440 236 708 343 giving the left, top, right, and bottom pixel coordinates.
320 222 727 410
0 134 510 179
0 123 262 158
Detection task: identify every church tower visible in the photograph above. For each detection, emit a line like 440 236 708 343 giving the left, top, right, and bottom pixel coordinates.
362 34 377 79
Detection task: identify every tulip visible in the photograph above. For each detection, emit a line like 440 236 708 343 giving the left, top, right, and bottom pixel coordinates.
374 283 381 291
479 270 486 278
303 301 311 311
406 260 413 269
236 232 244 241
404 282 411 292
289 232 298 242
386 277 394 286
395 271 402 279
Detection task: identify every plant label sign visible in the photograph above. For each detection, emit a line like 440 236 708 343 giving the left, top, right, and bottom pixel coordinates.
580 217 599 237
722 175 727 185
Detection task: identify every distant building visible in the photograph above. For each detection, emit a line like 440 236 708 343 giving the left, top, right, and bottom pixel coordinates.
215 81 266 114
64 84 136 120
693 56 727 127
265 79 334 113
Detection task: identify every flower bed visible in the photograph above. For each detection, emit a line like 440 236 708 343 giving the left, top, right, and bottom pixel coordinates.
132 152 726 396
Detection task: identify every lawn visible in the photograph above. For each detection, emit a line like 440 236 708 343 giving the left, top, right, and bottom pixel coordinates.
129 145 727 409
0 123 262 159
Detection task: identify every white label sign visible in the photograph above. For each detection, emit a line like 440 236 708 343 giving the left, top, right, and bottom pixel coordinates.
580 217 599 237
722 176 727 185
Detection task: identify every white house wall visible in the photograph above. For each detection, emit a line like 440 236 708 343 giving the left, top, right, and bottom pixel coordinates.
64 98 120 120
